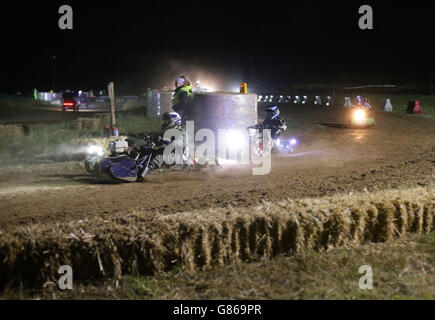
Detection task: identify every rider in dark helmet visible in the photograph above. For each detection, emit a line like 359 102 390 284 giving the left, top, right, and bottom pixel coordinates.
259 105 287 140
138 111 188 179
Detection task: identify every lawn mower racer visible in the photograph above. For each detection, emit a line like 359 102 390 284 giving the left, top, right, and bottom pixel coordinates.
247 106 297 155
84 112 190 182
349 105 375 127
137 111 189 179
259 106 287 140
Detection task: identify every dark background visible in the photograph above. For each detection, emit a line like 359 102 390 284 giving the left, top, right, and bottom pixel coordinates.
1 0 434 94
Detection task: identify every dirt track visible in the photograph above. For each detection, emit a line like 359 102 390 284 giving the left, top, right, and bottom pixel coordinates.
0 105 434 227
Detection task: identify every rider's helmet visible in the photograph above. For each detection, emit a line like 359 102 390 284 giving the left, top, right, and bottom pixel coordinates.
265 105 280 120
162 111 182 130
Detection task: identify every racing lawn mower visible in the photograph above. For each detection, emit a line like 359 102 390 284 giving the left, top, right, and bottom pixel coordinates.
84 138 153 182
247 124 298 157
84 135 191 182
348 106 375 128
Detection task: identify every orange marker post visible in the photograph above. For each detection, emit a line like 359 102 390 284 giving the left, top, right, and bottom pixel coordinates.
240 83 247 94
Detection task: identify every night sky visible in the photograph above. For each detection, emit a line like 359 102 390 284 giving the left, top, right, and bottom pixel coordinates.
1 1 434 94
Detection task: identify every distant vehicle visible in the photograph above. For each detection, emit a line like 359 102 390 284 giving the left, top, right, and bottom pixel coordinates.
62 92 79 112
76 93 89 109
349 106 375 127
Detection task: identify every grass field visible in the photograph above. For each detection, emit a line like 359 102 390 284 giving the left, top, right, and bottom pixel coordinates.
0 98 47 113
0 108 160 166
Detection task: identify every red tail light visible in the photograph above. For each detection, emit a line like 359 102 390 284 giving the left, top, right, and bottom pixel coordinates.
63 102 74 106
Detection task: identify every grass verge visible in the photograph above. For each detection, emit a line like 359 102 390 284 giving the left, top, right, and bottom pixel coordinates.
0 112 160 166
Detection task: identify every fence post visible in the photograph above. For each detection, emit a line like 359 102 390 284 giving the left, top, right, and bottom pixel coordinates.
108 82 116 127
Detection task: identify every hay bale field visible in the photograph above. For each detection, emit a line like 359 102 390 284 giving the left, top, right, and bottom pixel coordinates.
75 118 103 131
0 124 26 138
0 187 433 289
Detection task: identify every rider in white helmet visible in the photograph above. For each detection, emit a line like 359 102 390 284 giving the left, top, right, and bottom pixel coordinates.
138 111 188 179
161 111 182 131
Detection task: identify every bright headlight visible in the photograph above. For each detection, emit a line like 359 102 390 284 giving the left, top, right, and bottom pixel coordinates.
225 130 248 151
353 109 366 123
87 145 105 156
